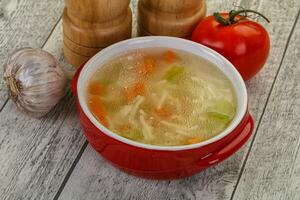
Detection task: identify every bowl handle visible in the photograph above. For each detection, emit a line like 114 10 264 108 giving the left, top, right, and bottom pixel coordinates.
197 113 254 167
71 64 85 97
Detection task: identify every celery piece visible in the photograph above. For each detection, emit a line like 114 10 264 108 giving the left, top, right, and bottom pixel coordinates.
207 100 236 123
202 118 227 135
209 112 231 120
164 65 185 82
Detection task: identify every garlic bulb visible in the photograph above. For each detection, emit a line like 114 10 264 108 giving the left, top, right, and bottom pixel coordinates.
3 48 67 118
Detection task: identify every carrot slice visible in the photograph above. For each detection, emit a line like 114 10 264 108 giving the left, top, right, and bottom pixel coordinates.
144 58 155 72
88 82 104 95
88 96 108 127
185 137 204 145
124 82 145 101
124 88 136 102
154 107 172 118
138 58 156 75
164 50 177 63
134 82 145 94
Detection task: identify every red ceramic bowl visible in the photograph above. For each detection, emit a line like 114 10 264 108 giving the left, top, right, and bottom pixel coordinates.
72 36 254 180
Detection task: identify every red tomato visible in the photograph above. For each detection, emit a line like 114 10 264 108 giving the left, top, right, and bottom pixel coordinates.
192 12 270 80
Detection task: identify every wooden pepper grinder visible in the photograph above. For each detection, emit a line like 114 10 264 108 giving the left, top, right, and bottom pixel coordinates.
63 0 132 68
138 0 206 38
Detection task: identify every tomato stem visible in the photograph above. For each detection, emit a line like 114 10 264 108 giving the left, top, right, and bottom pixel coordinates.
214 9 270 25
214 12 231 25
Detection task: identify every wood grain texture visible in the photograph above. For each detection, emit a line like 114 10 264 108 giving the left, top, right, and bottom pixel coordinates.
141 0 204 13
0 1 138 199
232 12 300 200
63 34 103 57
62 7 132 47
137 0 206 37
0 0 65 109
56 0 299 199
58 145 245 200
0 93 85 200
131 0 138 37
0 4 87 200
65 0 131 22
63 43 91 69
0 1 299 200
63 0 132 67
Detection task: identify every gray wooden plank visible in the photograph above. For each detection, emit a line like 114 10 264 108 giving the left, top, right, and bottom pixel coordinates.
0 3 88 200
0 93 85 200
0 0 64 109
0 1 139 199
57 0 300 200
1 0 298 200
232 11 300 200
59 145 246 200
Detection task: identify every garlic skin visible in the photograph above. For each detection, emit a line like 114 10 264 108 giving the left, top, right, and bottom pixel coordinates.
3 48 67 118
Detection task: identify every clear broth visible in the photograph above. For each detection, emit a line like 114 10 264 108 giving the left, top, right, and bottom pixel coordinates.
86 48 237 146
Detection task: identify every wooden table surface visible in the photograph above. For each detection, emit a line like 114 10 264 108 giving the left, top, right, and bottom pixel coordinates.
0 0 299 199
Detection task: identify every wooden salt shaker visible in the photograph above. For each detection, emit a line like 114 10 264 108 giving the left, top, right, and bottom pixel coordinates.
138 0 206 38
63 0 132 68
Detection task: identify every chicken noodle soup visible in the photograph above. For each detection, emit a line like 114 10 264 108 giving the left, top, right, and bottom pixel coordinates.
86 48 237 146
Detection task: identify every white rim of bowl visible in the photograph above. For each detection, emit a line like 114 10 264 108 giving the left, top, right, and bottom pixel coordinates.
77 36 248 151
